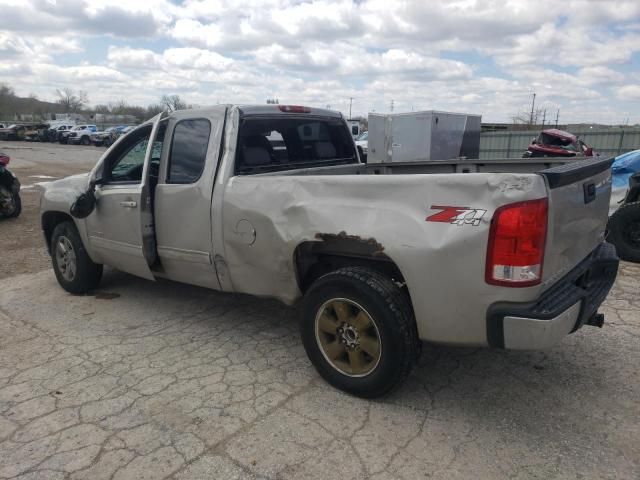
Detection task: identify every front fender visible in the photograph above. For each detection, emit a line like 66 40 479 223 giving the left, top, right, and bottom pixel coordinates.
40 174 98 262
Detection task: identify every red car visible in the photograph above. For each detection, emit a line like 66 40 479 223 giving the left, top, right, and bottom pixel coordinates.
523 129 594 158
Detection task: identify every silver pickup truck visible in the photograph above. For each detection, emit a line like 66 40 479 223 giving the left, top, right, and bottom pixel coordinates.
40 105 619 398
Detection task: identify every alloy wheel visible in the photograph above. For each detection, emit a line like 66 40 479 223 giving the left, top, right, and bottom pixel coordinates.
314 298 382 377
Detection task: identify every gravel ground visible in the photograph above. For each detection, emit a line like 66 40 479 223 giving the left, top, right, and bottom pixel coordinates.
0 142 639 479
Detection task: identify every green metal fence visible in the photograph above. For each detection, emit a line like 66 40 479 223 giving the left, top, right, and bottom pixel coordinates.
480 128 640 159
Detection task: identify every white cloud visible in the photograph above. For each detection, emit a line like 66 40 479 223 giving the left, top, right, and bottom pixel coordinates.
0 0 638 124
617 85 640 101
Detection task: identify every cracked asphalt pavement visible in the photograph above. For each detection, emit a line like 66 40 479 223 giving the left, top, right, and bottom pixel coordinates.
0 142 639 479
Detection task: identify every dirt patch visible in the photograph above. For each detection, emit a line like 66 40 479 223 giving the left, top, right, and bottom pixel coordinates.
0 141 102 279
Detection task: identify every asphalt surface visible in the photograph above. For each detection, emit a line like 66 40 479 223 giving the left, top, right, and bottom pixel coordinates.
0 142 639 479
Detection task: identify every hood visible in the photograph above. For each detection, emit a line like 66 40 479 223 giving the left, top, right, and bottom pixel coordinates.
44 173 90 193
40 173 92 217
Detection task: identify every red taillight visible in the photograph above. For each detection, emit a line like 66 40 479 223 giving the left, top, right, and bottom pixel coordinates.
278 105 311 113
0 155 9 166
485 198 548 287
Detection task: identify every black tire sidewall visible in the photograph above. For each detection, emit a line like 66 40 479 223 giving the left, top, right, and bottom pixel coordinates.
51 221 102 294
9 193 20 218
301 270 415 397
608 202 640 262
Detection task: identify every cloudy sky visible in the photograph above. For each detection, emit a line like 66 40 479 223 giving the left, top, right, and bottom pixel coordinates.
1 0 639 123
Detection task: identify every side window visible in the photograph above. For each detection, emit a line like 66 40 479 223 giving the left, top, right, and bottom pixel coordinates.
109 136 151 183
167 119 211 184
106 125 165 183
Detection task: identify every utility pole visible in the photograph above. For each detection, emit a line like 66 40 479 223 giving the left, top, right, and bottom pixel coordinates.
390 99 394 113
529 93 536 125
348 97 353 119
542 109 546 126
555 109 559 127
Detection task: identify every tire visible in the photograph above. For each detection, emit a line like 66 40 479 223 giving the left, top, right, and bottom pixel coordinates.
0 187 20 218
608 201 640 263
50 221 103 294
8 193 20 218
81 136 90 146
300 266 419 398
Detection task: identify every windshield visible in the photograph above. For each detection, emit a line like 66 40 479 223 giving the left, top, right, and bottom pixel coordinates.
356 131 368 141
235 116 357 175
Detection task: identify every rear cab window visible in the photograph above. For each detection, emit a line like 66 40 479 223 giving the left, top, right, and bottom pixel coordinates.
167 119 211 184
235 115 357 175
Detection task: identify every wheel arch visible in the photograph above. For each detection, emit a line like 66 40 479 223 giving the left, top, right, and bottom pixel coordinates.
293 233 409 296
42 211 75 254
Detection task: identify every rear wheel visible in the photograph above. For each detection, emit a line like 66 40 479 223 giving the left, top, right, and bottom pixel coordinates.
608 201 640 262
51 221 103 293
301 267 419 398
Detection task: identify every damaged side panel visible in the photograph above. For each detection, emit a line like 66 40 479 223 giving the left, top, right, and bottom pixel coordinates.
219 171 548 346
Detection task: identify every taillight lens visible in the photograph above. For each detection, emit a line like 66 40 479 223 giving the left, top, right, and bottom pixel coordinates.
278 105 311 113
485 198 548 287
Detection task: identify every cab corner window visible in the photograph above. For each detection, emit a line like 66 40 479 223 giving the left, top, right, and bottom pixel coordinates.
167 119 211 184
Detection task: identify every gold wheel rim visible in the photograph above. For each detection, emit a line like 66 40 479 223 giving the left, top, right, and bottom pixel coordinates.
314 298 382 377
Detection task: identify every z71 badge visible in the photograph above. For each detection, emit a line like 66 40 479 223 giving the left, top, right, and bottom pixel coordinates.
426 205 487 226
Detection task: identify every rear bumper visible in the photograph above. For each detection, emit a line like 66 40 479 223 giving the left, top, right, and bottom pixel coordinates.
486 242 619 350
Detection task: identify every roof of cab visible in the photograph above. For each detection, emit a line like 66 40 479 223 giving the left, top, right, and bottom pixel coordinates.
237 105 342 118
145 104 343 124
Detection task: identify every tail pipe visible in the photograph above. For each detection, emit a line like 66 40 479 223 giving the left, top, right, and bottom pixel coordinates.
585 312 605 328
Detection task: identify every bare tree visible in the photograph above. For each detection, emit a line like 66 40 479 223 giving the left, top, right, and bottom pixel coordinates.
109 99 130 115
55 88 88 112
160 94 188 112
511 107 546 129
145 103 165 119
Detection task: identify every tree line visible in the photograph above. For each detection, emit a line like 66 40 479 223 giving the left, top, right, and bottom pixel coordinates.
0 83 191 123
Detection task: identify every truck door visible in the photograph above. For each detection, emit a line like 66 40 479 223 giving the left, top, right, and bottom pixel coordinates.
152 110 226 289
86 113 166 280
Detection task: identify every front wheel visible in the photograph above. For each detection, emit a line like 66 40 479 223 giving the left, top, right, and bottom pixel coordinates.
608 201 640 263
51 221 103 293
301 267 419 398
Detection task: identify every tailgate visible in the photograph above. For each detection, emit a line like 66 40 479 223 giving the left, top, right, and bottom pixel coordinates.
540 156 614 286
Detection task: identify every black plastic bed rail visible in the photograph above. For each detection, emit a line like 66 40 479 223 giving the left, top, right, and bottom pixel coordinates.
539 156 614 189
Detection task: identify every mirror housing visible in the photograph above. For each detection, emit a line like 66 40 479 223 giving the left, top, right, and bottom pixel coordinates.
70 176 100 219
70 186 96 219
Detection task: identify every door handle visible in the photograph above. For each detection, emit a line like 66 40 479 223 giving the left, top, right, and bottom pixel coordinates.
119 201 137 208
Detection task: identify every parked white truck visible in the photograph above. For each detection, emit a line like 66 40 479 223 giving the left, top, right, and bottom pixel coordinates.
40 105 618 397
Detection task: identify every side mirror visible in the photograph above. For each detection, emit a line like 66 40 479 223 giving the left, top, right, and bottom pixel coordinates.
70 185 96 219
70 175 102 219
